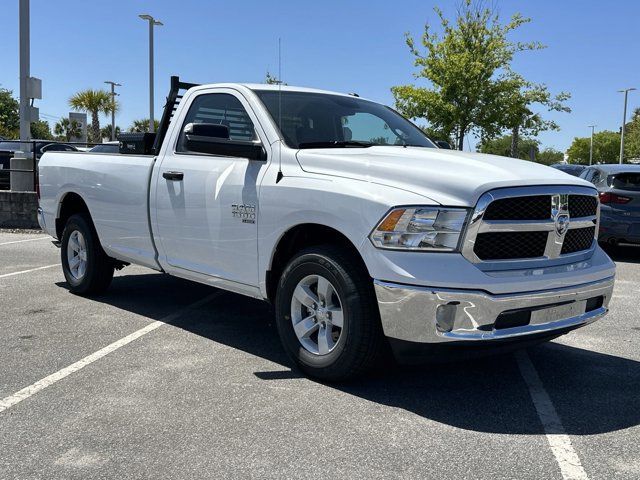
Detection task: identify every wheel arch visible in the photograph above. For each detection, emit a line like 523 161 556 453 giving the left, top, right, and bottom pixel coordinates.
55 191 92 239
265 223 370 303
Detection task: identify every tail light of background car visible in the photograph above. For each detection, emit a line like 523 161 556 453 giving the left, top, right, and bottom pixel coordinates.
599 192 631 204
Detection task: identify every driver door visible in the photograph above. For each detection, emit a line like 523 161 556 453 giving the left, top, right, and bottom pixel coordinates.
152 90 269 287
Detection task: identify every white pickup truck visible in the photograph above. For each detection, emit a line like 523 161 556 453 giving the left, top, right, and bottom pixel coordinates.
38 77 616 380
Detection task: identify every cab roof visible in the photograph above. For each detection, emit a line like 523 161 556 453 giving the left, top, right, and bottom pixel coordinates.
195 82 367 100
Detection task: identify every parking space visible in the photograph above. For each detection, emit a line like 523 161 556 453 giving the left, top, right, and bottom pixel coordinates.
1 233 638 479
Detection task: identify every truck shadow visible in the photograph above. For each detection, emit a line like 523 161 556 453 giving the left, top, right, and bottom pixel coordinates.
66 272 640 437
601 244 640 264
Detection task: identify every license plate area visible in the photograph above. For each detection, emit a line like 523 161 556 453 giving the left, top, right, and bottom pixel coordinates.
530 300 587 326
494 300 587 330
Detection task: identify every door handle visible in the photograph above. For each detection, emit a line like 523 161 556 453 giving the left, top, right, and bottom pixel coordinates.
163 171 184 181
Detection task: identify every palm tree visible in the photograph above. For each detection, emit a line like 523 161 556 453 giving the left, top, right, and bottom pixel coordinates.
68 89 117 143
128 119 160 133
54 118 82 141
101 124 121 141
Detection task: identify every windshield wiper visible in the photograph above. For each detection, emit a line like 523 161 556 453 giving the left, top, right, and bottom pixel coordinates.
298 140 375 149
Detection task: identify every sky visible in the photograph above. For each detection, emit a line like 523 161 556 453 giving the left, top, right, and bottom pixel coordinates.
1 0 639 151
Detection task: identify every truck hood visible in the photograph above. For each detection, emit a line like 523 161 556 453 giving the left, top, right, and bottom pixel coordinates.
295 146 593 206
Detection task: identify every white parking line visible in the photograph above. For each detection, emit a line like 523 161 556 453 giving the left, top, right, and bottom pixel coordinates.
516 350 589 480
0 264 58 279
0 291 221 414
0 237 49 246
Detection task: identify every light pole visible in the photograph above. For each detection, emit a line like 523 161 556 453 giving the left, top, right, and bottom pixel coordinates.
618 87 636 164
139 14 163 133
19 0 30 148
104 81 121 140
588 125 596 166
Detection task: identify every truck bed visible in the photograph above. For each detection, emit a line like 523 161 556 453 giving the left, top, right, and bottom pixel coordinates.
38 151 159 269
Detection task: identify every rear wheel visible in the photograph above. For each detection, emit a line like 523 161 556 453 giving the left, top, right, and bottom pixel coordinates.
61 213 114 295
275 245 384 381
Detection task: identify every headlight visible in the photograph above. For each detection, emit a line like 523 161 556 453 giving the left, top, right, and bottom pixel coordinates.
369 207 469 251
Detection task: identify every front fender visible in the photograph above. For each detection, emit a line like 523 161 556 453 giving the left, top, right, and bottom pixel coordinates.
256 173 432 296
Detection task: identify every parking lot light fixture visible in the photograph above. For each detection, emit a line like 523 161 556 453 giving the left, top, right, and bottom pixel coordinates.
618 88 636 164
139 14 163 133
104 81 121 141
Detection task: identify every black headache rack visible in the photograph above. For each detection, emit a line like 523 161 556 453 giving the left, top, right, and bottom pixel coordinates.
117 76 200 155
152 76 200 155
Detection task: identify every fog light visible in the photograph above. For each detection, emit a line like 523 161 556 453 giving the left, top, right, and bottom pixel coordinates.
436 302 459 333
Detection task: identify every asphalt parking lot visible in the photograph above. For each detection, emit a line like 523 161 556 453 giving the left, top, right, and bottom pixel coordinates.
0 230 638 480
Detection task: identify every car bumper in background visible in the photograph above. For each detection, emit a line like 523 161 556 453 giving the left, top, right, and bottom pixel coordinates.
374 275 614 353
37 206 46 230
599 211 640 246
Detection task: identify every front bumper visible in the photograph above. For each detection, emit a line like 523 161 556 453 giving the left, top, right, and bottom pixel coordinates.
374 276 614 345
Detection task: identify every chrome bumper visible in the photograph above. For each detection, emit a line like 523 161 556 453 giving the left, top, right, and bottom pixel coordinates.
374 276 614 344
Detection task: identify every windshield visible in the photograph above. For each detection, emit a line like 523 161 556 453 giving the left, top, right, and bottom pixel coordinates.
254 90 436 149
0 142 17 151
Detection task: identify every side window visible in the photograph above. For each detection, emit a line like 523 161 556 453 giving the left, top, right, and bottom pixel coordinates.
177 93 256 152
591 169 602 184
580 168 593 182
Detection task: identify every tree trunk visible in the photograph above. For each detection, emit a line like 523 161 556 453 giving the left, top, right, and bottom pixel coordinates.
458 126 465 151
510 125 519 158
91 111 100 144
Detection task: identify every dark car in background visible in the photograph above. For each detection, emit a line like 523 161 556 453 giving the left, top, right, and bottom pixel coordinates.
550 163 586 177
580 164 640 247
89 141 119 154
0 140 78 190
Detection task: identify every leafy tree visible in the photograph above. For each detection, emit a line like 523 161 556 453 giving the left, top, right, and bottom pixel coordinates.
537 148 564 165
54 117 83 141
0 88 20 138
479 134 539 160
624 107 640 161
498 74 571 157
392 0 543 150
128 119 160 133
30 120 53 140
566 131 620 165
421 125 453 145
101 124 121 141
69 89 118 143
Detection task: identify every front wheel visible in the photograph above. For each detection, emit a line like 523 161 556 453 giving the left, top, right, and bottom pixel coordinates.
275 245 384 381
61 213 114 295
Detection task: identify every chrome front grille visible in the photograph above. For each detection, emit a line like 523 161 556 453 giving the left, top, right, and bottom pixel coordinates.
474 231 548 260
483 195 550 221
462 186 599 269
561 226 596 255
568 195 598 218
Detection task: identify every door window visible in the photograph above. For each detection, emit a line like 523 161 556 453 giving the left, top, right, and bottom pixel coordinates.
177 93 256 152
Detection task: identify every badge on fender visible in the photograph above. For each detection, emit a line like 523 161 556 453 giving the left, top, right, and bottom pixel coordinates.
231 204 256 224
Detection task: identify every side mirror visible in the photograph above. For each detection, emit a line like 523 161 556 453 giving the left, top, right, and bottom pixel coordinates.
183 123 266 161
435 140 452 149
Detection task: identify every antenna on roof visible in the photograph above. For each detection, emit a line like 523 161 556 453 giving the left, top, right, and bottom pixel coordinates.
276 38 284 183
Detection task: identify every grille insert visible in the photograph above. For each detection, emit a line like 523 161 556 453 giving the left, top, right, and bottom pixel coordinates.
474 231 548 260
561 226 595 255
483 195 550 221
568 195 597 218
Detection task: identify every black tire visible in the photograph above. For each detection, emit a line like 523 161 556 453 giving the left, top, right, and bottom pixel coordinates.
61 213 114 295
275 245 384 381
